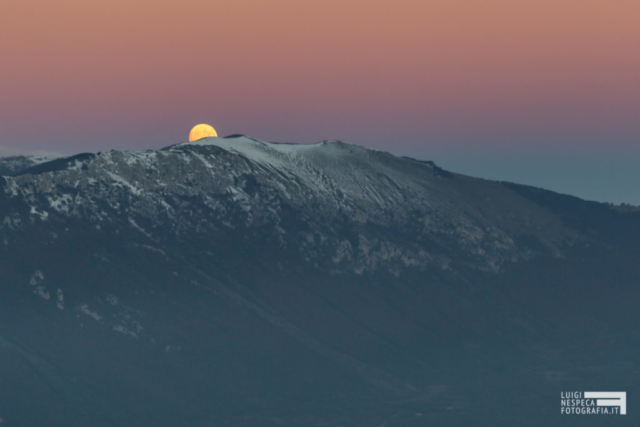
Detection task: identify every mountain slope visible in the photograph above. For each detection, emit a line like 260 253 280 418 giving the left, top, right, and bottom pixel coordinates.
0 136 638 426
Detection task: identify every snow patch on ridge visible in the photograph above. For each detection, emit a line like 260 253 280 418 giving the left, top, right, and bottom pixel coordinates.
106 171 143 196
78 304 103 322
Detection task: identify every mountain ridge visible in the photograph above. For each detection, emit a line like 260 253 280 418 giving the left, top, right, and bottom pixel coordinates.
1 136 576 275
0 136 638 426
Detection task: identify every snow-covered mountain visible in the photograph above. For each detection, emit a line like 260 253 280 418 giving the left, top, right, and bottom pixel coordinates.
1 135 576 274
1 135 639 426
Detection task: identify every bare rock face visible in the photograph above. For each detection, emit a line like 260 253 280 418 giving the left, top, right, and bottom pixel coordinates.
0 136 638 426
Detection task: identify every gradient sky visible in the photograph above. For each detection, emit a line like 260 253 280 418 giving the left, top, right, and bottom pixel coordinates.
1 0 639 203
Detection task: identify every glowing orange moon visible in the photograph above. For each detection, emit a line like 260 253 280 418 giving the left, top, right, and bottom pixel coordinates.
189 124 218 141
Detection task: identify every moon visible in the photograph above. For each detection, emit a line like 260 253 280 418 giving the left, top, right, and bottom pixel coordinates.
189 124 218 142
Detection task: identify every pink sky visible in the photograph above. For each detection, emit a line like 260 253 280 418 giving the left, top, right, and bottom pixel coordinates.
1 0 639 202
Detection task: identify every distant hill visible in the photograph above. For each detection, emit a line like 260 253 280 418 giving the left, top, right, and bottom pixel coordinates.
0 154 60 176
